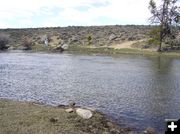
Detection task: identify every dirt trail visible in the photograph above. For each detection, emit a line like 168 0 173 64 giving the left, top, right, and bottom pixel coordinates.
109 40 141 49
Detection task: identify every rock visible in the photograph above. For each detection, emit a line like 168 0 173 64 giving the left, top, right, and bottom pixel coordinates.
71 36 79 42
54 44 68 51
107 122 114 128
61 44 69 50
144 127 155 134
54 45 64 52
76 108 93 119
110 128 120 134
69 101 76 108
65 108 74 113
109 34 117 41
8 46 14 50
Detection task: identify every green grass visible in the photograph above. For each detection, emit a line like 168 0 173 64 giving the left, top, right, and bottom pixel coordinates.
31 44 52 52
68 45 139 54
68 45 180 57
8 43 180 57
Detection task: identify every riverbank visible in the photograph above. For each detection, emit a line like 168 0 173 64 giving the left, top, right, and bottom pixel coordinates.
2 37 180 57
0 99 131 134
4 45 180 58
68 45 180 57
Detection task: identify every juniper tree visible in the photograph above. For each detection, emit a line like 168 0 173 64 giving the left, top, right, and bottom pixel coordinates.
149 0 179 51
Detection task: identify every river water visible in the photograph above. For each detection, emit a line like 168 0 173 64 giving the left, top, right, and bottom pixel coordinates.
0 52 180 133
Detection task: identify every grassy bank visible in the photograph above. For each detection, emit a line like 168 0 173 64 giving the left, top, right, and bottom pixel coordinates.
0 99 130 134
68 45 180 57
3 43 180 58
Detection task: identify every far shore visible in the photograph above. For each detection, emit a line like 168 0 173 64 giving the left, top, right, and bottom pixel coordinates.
1 45 180 58
67 45 180 57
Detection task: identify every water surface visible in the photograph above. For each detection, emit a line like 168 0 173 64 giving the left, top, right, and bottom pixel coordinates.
0 52 180 133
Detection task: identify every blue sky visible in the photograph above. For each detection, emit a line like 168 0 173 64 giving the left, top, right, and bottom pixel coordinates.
0 0 158 28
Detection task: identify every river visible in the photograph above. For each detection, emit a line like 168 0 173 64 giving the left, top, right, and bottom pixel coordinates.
0 51 180 133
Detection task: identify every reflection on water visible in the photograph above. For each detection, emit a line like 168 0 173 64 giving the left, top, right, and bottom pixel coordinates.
0 52 180 133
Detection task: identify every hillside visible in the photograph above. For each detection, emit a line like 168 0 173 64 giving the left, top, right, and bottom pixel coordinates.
0 25 152 47
0 25 179 52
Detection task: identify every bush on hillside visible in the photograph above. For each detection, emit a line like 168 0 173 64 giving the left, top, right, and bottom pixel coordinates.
0 34 10 50
87 35 92 45
21 38 32 50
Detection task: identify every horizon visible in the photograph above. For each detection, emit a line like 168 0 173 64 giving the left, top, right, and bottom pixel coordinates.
0 24 155 30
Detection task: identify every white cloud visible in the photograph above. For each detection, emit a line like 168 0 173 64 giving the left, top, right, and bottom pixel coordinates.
0 22 9 28
0 0 153 28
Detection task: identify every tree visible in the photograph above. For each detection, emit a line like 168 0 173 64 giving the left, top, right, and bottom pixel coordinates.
148 0 180 51
87 35 92 45
0 34 10 50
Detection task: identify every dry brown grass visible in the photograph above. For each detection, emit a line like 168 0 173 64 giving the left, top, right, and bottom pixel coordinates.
0 99 128 134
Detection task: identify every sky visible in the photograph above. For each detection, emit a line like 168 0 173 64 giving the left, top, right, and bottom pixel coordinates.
0 0 162 28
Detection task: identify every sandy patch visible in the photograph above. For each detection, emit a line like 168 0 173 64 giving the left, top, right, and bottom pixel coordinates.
109 40 144 49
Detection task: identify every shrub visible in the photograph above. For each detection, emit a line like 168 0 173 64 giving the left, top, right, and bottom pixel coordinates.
0 34 10 50
47 35 52 42
128 36 136 41
148 28 160 46
87 35 92 45
21 38 32 50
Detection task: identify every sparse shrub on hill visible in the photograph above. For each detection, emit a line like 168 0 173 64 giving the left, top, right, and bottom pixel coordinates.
47 35 52 42
37 40 43 44
57 36 60 40
148 28 161 47
87 35 92 45
0 34 10 50
128 36 136 41
148 27 180 50
21 37 32 50
164 32 180 50
0 25 153 48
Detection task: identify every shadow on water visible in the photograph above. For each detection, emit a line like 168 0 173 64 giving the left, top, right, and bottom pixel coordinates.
141 55 180 133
